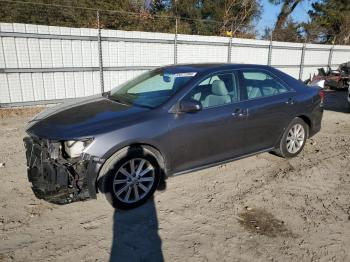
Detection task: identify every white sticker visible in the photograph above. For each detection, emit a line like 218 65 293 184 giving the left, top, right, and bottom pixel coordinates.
174 72 197 77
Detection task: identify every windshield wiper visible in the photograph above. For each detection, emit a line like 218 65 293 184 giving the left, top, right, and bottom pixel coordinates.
102 91 110 98
108 96 132 106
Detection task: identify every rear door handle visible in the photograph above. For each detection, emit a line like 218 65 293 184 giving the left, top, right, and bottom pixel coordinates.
285 98 294 105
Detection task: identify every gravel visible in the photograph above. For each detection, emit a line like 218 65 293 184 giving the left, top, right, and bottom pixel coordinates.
0 90 349 262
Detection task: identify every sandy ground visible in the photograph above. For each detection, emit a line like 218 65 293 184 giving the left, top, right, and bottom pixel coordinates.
0 90 349 262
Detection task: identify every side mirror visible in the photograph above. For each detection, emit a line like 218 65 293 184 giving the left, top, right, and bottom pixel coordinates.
178 100 202 113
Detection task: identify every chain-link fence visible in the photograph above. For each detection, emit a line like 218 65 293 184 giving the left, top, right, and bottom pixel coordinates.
1 0 350 106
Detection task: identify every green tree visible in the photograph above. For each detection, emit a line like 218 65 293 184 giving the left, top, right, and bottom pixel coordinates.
262 19 304 42
306 0 350 44
172 0 261 36
0 0 171 29
0 0 261 37
269 0 302 34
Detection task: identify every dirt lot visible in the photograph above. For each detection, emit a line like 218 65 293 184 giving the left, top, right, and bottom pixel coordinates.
0 90 349 262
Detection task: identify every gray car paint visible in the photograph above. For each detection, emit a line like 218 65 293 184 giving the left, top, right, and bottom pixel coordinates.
26 64 323 177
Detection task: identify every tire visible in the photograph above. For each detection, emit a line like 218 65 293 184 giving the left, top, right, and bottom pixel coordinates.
98 146 160 209
275 117 309 158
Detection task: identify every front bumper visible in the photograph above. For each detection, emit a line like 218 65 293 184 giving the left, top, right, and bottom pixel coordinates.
23 136 101 204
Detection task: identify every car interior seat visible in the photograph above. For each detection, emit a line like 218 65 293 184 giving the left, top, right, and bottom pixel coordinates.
202 80 231 108
261 79 279 96
247 85 263 99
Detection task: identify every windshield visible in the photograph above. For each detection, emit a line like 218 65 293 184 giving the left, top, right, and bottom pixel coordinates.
109 69 197 108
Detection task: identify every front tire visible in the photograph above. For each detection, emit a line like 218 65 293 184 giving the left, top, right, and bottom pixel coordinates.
98 147 160 209
275 118 308 158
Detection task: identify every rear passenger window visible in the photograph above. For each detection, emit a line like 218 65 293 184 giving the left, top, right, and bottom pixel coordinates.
185 72 239 109
241 71 289 100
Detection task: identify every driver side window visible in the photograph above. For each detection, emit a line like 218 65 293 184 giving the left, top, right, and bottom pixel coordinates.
185 72 239 109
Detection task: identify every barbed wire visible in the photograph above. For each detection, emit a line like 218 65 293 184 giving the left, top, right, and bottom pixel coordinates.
0 0 223 25
2 0 331 41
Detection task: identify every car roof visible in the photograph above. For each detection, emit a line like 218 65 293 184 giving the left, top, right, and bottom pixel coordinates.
161 63 271 73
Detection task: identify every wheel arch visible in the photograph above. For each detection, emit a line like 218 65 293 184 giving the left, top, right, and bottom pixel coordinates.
273 116 310 158
274 115 311 148
96 143 168 191
296 115 311 137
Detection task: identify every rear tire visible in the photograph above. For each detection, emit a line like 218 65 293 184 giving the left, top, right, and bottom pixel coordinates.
275 118 308 158
98 146 160 209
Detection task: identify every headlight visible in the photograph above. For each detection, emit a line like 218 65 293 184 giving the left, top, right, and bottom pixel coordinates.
64 139 93 158
47 141 61 160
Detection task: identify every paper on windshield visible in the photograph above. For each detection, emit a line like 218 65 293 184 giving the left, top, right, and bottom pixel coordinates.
174 72 197 77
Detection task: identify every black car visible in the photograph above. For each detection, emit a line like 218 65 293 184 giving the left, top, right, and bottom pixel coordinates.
24 64 323 209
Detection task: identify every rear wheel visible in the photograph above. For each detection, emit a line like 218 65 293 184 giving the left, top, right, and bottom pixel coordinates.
275 118 308 158
98 147 160 209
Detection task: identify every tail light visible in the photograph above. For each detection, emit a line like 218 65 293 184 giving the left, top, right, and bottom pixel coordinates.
319 90 325 103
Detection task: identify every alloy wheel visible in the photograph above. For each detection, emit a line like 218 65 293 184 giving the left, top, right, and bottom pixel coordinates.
286 124 305 154
112 158 155 204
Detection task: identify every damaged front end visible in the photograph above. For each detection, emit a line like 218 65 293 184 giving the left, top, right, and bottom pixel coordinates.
23 136 102 204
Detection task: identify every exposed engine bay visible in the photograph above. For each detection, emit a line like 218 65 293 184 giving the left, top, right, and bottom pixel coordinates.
23 136 102 204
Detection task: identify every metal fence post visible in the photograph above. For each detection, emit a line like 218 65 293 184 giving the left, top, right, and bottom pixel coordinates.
299 43 306 80
267 37 272 66
227 24 233 63
328 45 334 68
174 18 178 64
97 10 105 93
227 37 232 63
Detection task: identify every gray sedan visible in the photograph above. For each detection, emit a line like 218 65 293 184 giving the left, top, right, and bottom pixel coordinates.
24 64 323 209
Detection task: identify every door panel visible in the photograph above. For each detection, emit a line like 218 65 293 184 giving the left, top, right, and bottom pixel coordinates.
238 69 297 153
241 93 296 153
167 70 253 174
168 102 249 174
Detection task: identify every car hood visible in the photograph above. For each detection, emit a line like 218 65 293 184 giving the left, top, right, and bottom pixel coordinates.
26 95 150 140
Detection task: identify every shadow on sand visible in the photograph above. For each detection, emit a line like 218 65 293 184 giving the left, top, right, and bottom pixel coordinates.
110 197 164 262
100 146 166 261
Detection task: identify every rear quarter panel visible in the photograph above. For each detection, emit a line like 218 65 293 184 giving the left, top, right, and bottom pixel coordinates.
271 67 323 136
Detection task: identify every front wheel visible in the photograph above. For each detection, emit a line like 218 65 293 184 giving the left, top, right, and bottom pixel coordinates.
98 147 160 209
275 118 308 158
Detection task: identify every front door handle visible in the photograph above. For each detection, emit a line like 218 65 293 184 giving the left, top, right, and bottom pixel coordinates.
232 108 248 117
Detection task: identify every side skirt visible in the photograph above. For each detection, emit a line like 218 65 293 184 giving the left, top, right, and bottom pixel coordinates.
170 147 276 177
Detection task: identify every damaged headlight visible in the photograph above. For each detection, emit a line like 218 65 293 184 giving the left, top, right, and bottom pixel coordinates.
47 141 61 160
64 139 93 158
